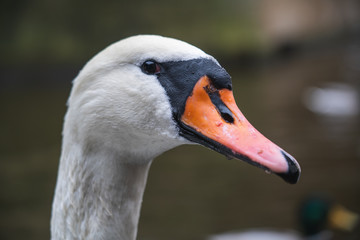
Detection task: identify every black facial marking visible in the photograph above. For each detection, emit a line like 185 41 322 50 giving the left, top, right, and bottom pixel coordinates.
151 57 299 184
204 85 234 123
155 58 232 121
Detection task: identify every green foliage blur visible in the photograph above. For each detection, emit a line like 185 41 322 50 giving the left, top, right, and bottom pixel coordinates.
1 0 260 64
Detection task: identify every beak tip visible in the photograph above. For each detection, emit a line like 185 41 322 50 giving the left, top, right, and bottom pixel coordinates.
276 150 301 184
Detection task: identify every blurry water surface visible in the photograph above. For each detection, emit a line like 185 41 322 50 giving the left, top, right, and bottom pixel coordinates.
0 42 359 240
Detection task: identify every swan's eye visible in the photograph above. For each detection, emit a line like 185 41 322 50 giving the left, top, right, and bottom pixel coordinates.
141 60 161 75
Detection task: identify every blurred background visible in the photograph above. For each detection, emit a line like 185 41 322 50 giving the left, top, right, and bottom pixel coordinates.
1 0 359 239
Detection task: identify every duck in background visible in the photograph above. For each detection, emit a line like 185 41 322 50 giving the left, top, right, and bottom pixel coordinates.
208 195 359 240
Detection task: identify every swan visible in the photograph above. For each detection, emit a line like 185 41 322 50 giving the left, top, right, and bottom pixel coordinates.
51 35 301 240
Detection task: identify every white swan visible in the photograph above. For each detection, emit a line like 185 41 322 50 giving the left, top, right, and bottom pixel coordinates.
51 35 300 240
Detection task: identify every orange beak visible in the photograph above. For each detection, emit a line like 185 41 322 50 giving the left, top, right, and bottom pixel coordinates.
180 76 300 183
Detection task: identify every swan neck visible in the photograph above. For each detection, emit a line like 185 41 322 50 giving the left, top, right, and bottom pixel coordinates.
51 142 152 240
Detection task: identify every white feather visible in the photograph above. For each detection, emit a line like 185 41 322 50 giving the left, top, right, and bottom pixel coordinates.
51 35 214 240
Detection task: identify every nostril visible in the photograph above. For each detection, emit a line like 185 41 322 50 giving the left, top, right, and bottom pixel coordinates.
204 84 235 124
220 110 234 123
212 99 234 123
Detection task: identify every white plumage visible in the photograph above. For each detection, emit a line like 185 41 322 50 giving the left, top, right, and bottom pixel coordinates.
51 35 216 240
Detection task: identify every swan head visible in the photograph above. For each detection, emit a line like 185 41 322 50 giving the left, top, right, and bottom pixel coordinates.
65 35 300 183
